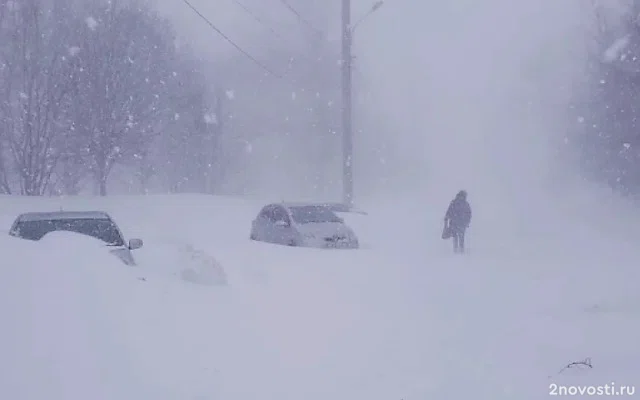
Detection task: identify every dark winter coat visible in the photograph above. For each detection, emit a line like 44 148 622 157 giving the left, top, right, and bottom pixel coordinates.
445 191 472 231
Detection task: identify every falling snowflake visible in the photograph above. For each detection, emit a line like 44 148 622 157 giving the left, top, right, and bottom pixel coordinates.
603 35 630 63
577 116 584 123
623 143 631 149
291 92 297 100
225 90 235 99
68 46 81 56
85 16 98 31
204 113 217 125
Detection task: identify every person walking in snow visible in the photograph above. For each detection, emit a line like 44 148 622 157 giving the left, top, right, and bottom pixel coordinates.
444 190 472 253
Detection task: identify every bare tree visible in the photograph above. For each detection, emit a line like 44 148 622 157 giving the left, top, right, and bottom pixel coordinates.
568 0 640 194
0 0 224 196
0 0 14 193
0 0 76 195
70 0 176 195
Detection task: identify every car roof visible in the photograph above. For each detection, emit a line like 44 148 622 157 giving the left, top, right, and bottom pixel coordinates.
15 211 113 222
272 202 368 215
277 202 337 208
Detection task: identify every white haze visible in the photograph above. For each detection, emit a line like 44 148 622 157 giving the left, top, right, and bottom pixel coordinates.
155 0 631 215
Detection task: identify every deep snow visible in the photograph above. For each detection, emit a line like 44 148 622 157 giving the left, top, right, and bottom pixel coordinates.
0 193 638 399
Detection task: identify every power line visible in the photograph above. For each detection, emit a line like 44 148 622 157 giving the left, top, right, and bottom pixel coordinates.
278 0 323 36
181 0 282 78
229 0 285 40
228 0 326 68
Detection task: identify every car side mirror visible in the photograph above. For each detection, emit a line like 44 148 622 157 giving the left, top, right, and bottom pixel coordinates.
128 238 143 250
274 220 288 227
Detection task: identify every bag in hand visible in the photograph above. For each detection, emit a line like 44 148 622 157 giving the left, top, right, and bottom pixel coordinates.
441 221 452 239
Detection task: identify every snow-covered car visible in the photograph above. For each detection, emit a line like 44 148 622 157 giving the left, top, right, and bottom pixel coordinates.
249 202 359 248
8 211 143 265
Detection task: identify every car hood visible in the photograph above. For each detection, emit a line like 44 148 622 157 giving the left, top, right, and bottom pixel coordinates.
294 222 355 238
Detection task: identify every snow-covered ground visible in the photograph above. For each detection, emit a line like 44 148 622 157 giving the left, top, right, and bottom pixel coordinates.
0 193 638 399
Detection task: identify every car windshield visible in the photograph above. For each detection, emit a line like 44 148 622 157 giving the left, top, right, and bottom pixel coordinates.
288 206 342 224
12 218 125 246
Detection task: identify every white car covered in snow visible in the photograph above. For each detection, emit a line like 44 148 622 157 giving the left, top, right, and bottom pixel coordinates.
8 211 143 265
250 202 359 248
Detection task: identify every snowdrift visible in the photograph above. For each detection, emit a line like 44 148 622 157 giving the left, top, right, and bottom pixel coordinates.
0 233 143 399
0 193 638 399
0 231 235 399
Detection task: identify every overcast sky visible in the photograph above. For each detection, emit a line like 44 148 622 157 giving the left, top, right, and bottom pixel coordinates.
154 0 606 204
152 0 343 58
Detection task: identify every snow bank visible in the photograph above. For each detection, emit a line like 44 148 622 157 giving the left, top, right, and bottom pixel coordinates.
0 193 638 399
135 239 228 286
0 232 231 399
0 233 142 399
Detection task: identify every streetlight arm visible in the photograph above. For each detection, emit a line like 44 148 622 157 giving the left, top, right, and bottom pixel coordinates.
371 1 384 12
350 0 384 33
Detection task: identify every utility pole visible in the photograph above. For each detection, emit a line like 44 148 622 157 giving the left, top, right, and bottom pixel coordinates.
341 0 354 207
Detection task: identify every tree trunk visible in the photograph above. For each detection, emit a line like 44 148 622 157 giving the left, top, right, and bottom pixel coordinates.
94 152 110 196
94 167 108 196
99 178 107 196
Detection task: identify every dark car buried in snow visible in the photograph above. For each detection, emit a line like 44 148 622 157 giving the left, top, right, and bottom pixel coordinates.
8 211 144 265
